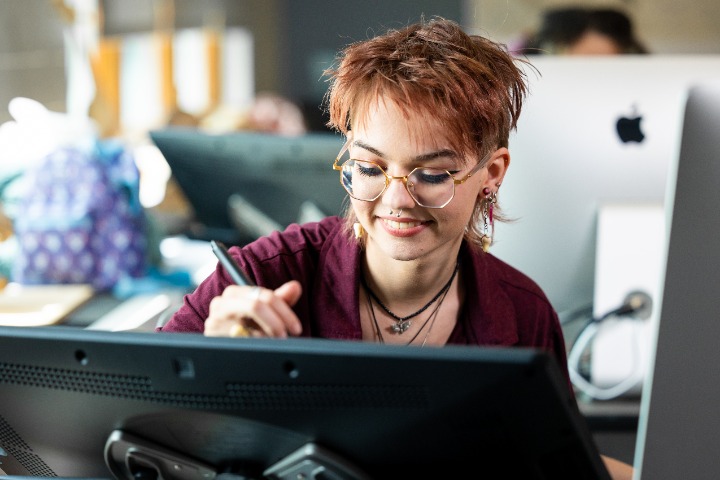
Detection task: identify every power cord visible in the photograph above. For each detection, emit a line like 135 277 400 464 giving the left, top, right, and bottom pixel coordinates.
568 291 652 400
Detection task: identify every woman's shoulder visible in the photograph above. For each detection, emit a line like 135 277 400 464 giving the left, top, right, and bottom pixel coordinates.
458 244 563 353
468 245 554 309
233 216 349 287
488 254 549 298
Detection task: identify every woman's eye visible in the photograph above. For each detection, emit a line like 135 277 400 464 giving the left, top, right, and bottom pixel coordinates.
414 169 451 185
356 161 384 177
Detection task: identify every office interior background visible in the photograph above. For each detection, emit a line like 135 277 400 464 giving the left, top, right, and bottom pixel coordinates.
1 0 720 470
2 0 719 128
1 3 718 328
1 0 716 272
1 0 718 360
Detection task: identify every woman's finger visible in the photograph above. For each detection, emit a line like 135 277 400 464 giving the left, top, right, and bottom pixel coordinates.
205 283 302 338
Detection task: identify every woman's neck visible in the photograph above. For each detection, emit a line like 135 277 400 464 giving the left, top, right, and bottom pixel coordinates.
359 248 464 346
362 249 461 308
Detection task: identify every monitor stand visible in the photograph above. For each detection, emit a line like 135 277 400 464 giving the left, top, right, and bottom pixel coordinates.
105 430 371 480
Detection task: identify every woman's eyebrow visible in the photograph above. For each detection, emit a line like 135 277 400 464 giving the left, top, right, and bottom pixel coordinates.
352 140 458 163
414 149 459 163
352 140 384 158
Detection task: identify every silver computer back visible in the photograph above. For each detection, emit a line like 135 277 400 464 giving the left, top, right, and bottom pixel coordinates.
634 81 720 479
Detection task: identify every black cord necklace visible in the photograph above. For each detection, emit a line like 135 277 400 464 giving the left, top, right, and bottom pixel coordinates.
366 279 450 346
360 261 459 334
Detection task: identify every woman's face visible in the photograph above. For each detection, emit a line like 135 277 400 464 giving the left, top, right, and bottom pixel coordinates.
349 98 490 264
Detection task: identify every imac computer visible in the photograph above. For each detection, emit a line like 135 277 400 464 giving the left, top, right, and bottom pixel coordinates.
0 327 610 479
494 55 720 320
633 82 720 478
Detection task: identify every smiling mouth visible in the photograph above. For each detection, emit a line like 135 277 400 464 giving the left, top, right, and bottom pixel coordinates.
382 219 423 229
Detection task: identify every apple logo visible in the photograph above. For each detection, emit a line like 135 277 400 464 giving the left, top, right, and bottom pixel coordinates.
616 104 645 143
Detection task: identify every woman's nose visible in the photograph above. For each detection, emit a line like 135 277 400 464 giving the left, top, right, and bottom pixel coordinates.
382 175 417 209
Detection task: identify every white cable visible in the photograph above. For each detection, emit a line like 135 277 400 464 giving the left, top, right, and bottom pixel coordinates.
568 318 646 400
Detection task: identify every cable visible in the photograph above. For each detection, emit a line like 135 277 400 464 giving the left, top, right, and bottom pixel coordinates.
568 318 646 400
568 291 652 400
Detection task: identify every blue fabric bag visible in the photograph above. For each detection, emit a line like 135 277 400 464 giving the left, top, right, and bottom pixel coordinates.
12 140 147 291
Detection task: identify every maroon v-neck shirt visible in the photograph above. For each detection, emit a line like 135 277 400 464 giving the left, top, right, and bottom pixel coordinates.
160 216 571 386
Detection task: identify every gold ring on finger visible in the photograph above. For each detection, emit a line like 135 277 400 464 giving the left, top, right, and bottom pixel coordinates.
230 323 251 338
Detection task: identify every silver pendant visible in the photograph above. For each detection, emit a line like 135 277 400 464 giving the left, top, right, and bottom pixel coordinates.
391 320 412 334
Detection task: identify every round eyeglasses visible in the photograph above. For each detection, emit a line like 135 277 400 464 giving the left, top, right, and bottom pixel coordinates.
332 139 489 208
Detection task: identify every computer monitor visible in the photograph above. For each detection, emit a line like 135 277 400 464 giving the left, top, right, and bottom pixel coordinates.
0 327 610 479
493 55 720 319
634 82 720 478
149 128 346 245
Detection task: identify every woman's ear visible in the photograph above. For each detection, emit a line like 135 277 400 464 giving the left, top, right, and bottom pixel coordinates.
482 147 510 192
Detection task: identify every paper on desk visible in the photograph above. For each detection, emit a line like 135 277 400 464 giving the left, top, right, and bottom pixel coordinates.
0 283 94 327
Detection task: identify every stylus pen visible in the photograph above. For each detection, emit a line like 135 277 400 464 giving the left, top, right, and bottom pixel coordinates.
210 240 255 286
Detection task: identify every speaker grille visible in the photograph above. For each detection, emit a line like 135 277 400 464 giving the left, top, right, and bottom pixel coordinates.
226 383 428 410
0 415 56 477
0 362 428 410
0 362 152 398
0 414 31 451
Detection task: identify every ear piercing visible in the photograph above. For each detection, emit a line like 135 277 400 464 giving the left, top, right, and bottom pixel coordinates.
353 222 365 239
481 186 499 253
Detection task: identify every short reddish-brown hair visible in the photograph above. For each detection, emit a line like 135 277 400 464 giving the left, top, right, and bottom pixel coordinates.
323 17 530 247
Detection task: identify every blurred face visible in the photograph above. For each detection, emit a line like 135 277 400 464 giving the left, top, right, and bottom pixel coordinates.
566 30 622 55
349 98 488 264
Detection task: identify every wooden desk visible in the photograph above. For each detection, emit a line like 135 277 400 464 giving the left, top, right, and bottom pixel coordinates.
0 283 94 326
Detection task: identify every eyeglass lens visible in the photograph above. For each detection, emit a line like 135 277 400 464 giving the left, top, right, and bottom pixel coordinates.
340 159 455 208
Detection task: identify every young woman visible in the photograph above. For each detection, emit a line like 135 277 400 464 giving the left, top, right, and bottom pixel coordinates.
160 17 632 479
161 17 564 356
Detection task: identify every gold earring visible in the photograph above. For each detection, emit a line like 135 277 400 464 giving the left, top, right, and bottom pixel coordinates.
353 222 365 240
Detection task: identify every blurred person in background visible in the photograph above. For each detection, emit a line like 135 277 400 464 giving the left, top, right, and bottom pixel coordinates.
518 7 648 55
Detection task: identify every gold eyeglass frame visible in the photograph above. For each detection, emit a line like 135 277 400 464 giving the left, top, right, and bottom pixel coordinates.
332 138 490 209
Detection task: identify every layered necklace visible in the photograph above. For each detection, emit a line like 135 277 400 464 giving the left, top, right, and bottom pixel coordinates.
361 261 459 345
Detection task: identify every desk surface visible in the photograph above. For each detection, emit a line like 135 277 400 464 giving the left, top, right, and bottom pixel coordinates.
0 284 94 327
0 284 187 332
579 397 640 432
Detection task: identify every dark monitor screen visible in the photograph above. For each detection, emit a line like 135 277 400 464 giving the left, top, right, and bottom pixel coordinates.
0 327 609 479
149 128 346 245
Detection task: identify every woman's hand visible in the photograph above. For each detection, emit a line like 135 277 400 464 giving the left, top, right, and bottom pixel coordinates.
204 280 303 338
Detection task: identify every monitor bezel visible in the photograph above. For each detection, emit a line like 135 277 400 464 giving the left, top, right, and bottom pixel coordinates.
0 327 609 479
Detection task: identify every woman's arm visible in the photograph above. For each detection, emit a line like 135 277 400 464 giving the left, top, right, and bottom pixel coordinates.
602 455 634 480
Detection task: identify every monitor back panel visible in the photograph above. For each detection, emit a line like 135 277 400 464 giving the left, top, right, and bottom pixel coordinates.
0 328 609 479
493 55 720 316
635 81 720 479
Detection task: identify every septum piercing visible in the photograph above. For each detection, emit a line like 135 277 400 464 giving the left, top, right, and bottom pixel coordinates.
388 209 402 218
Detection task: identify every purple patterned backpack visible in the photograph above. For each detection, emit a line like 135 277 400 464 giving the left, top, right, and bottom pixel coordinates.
12 140 147 291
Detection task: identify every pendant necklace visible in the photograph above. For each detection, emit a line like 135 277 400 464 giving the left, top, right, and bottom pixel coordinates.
365 274 452 346
360 260 459 335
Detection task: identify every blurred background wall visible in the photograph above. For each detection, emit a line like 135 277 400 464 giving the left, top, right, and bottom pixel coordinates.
1 0 719 131
0 1 67 121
